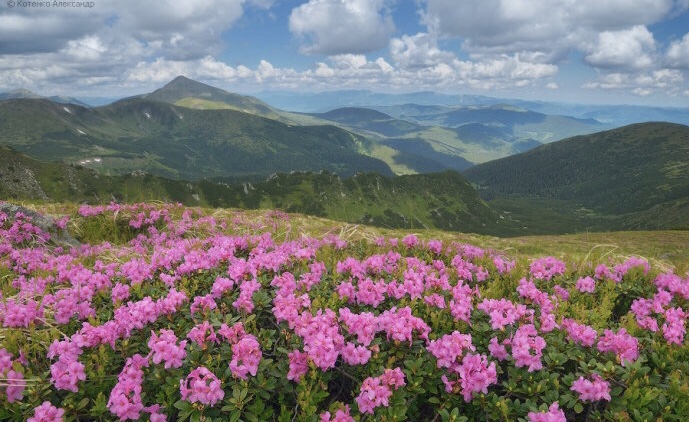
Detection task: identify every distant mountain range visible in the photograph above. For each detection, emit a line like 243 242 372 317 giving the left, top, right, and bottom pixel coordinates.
0 88 90 107
0 78 393 180
2 77 689 236
0 76 612 178
256 90 689 127
307 104 606 171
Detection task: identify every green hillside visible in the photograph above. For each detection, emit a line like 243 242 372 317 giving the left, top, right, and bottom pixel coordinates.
0 147 496 233
464 122 689 233
0 98 393 180
198 170 497 233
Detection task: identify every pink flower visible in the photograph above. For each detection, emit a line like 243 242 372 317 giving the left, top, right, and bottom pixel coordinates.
287 350 310 382
402 234 419 248
190 294 217 315
477 298 533 331
597 328 639 366
186 321 218 347
229 335 262 380
488 337 509 361
662 307 686 345
575 276 596 293
27 402 65 422
527 402 566 422
427 331 475 370
561 318 597 347
180 367 224 407
355 367 405 414
457 353 497 402
107 354 149 420
111 283 131 304
529 257 566 281
5 369 25 403
341 342 372 365
512 324 546 372
50 356 86 392
320 405 355 422
571 374 611 402
148 329 187 369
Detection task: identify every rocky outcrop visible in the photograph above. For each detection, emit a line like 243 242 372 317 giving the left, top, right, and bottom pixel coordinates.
0 203 79 247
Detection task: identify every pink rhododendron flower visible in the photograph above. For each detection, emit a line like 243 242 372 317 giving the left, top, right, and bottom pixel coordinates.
148 329 187 369
575 276 596 293
662 307 686 345
320 405 355 422
571 374 611 402
190 294 217 315
229 335 262 379
529 257 566 281
527 402 566 422
50 355 86 392
488 337 509 361
27 401 65 422
287 350 310 382
477 298 533 331
561 318 597 347
512 324 546 372
597 328 639 366
355 367 405 414
427 331 475 370
457 353 498 402
180 367 224 407
5 369 25 403
107 354 149 420
186 321 218 347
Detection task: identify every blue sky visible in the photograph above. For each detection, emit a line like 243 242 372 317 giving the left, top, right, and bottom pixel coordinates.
2 0 689 106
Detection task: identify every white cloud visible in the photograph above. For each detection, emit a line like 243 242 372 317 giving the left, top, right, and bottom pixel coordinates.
584 26 657 70
584 69 684 95
667 33 689 68
389 33 456 68
289 0 395 55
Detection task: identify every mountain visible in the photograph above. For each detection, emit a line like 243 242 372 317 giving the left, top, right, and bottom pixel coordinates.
0 97 393 180
257 89 689 128
0 89 89 107
138 76 285 120
305 104 605 173
255 90 496 113
464 122 689 233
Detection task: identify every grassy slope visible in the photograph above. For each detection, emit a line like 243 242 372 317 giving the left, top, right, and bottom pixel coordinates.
464 122 689 233
27 201 689 273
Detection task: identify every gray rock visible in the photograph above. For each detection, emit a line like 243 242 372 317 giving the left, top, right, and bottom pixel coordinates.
0 203 80 247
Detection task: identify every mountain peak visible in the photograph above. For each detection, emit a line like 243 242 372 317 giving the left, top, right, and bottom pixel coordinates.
144 76 278 117
0 88 42 100
153 76 223 99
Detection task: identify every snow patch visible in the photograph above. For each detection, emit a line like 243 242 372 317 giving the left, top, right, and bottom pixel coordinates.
63 106 72 114
76 129 86 135
144 112 151 119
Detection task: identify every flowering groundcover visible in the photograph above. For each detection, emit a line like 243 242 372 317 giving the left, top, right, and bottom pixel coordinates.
0 203 688 421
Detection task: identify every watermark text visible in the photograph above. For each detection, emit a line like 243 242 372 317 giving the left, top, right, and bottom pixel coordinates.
7 1 96 8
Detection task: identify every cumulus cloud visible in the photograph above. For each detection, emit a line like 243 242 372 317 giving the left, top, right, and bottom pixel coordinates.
289 0 395 55
389 33 456 68
583 69 684 96
667 33 689 68
584 26 657 70
421 0 684 61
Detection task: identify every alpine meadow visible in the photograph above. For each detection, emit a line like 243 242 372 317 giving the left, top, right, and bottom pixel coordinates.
3 1 689 421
